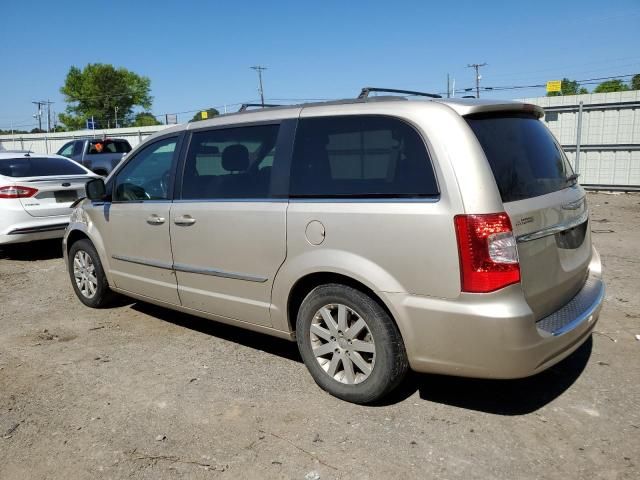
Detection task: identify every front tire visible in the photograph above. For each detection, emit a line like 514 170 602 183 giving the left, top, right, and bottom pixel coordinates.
296 284 408 404
68 239 114 308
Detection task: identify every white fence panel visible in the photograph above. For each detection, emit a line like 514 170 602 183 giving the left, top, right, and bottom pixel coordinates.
0 125 175 155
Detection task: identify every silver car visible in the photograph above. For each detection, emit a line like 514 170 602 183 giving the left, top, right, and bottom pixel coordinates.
63 91 605 403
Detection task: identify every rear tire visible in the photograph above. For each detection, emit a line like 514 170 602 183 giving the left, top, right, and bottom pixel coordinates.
68 239 115 308
296 284 408 404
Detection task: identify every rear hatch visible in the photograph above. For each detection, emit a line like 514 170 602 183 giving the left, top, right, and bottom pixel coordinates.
466 113 591 320
0 155 94 217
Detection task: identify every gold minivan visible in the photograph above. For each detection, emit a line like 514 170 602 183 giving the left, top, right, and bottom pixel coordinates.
64 89 605 403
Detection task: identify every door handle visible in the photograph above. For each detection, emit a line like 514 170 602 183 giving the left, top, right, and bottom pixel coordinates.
174 215 196 226
146 214 165 225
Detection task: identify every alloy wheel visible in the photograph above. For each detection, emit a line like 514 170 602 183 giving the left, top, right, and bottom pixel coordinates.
309 303 376 385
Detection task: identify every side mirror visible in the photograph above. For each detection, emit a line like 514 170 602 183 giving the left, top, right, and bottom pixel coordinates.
86 178 106 201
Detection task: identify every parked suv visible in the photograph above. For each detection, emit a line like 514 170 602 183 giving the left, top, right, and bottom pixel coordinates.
63 90 604 403
57 138 132 176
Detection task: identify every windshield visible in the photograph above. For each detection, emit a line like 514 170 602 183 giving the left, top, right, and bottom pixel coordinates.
466 114 575 202
0 157 87 177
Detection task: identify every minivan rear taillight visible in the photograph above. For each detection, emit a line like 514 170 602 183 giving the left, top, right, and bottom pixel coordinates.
454 213 520 293
0 185 39 199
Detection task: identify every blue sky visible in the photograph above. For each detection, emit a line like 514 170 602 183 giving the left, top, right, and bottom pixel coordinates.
1 0 639 129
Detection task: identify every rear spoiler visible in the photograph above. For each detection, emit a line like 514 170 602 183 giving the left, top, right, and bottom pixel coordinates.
433 100 544 119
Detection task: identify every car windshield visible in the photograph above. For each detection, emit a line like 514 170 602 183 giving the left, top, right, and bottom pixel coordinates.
0 157 87 177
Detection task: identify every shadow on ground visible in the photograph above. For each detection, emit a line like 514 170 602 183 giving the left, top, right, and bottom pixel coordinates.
130 300 592 415
0 239 64 261
131 302 302 363
382 336 592 414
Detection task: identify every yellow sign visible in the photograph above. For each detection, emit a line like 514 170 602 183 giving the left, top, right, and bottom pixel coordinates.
201 111 208 119
546 80 562 93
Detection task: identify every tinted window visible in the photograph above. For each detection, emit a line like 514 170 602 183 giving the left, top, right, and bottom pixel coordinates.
0 157 86 177
466 114 574 202
57 142 74 157
88 139 132 154
113 137 177 201
73 141 84 156
181 124 280 199
290 116 438 197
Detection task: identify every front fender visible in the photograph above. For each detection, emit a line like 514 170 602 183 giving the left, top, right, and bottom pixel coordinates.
64 203 114 287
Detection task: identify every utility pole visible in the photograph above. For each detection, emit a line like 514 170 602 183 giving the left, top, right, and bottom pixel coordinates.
45 99 53 133
250 65 267 106
32 101 43 131
114 106 119 128
467 63 487 98
447 73 450 98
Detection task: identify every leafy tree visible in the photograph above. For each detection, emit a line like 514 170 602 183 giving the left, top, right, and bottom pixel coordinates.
132 112 162 127
59 63 153 129
190 108 220 122
631 74 640 91
593 79 630 93
547 78 588 97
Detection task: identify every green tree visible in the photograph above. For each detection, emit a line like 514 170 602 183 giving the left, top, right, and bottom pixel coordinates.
546 78 588 97
631 74 640 90
59 63 153 130
593 79 630 93
132 112 162 127
190 108 220 122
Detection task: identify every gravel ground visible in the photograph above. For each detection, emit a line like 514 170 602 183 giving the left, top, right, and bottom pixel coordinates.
1 192 639 480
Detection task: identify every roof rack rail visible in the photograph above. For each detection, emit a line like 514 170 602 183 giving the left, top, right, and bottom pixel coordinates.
358 87 442 99
238 103 282 112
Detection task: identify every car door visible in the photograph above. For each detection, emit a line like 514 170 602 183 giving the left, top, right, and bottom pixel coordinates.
98 135 182 304
170 121 294 326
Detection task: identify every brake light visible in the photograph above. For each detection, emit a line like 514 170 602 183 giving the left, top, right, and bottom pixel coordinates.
454 213 520 293
0 185 39 199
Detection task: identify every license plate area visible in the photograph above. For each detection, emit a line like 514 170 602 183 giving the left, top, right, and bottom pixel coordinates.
54 190 78 203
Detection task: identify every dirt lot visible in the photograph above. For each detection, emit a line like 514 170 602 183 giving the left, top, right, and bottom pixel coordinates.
1 192 639 480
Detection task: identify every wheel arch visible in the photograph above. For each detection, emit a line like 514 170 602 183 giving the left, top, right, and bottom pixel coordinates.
286 272 402 339
64 223 114 286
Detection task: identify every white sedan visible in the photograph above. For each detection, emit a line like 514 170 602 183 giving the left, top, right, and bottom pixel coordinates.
0 152 99 245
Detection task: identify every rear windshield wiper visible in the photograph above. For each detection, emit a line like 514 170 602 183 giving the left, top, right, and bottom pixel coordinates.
566 173 580 184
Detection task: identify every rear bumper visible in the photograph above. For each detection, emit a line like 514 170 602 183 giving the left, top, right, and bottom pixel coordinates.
387 246 604 379
0 216 69 245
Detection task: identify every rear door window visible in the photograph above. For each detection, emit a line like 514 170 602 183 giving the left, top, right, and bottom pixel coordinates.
466 114 574 202
290 115 438 198
89 139 131 154
0 157 86 177
180 124 280 199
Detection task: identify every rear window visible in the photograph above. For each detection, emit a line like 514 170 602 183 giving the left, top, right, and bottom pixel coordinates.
466 114 574 202
0 157 87 177
88 139 132 154
290 115 438 198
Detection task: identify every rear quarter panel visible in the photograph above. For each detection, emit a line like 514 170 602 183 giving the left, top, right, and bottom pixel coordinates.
270 102 482 332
